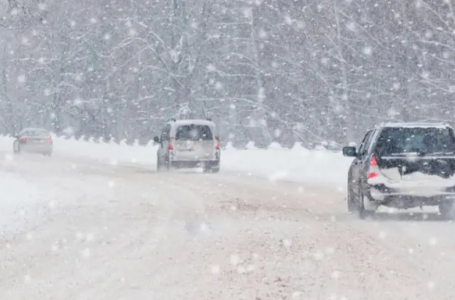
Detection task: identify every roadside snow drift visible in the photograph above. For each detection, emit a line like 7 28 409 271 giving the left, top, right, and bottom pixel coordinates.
0 135 352 186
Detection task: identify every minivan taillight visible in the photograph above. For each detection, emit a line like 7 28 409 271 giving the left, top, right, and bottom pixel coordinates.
368 156 380 179
215 136 220 149
48 137 53 144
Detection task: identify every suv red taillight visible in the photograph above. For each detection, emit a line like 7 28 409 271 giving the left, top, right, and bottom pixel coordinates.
368 156 379 179
215 136 220 149
21 137 27 143
48 137 53 144
168 137 174 150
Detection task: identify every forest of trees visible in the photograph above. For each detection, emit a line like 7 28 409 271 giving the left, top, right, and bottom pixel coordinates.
1 0 455 148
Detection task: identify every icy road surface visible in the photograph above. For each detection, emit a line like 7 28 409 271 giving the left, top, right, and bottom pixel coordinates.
1 153 455 299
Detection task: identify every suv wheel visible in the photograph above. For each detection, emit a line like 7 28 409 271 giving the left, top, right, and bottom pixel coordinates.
13 141 20 154
357 192 375 220
347 182 356 213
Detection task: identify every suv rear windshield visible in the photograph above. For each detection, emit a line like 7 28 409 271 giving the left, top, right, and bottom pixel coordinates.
375 127 455 156
175 125 213 141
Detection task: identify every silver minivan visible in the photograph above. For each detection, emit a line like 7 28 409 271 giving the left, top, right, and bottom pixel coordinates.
154 119 220 172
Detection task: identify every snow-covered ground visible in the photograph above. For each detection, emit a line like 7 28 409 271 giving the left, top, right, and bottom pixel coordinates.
0 135 353 186
1 135 455 299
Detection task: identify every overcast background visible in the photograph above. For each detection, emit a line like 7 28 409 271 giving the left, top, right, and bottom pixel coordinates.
0 0 453 148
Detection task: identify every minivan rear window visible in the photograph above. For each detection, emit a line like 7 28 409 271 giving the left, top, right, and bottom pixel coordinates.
175 125 213 141
23 129 49 136
375 127 455 156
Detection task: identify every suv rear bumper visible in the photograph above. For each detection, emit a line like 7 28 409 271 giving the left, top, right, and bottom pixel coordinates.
364 183 455 207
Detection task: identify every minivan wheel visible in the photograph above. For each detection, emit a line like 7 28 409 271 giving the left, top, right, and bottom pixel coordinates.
439 201 455 219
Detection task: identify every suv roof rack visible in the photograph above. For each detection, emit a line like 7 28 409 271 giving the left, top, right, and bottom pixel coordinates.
206 118 212 121
168 118 176 122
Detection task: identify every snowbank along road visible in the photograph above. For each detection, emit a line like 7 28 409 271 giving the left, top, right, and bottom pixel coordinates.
1 148 455 299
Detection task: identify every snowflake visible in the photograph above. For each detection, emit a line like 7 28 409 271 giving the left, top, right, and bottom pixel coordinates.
86 233 94 242
90 18 97 24
243 8 252 19
313 252 324 261
104 33 111 40
429 238 437 246
408 248 415 254
230 254 240 265
274 129 281 137
108 181 115 188
38 3 46 10
24 275 31 284
21 37 29 45
378 231 387 239
282 239 292 248
331 270 340 279
427 281 435 290
17 75 26 83
346 21 356 32
363 46 373 56
326 247 335 254
206 64 216 72
211 265 220 274
284 15 293 25
128 29 137 36
237 266 246 274
215 82 223 90
259 29 268 39
70 20 76 27
81 248 91 258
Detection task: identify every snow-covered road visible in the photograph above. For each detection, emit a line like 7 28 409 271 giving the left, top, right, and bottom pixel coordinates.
1 151 455 299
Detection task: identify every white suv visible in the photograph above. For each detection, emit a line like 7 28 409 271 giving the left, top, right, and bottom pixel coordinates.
154 119 220 172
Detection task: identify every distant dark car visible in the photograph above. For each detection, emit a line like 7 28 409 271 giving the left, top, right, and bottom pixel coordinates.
13 128 53 156
343 122 455 219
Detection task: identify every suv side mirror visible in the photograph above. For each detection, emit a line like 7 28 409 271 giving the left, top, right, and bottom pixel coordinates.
153 136 160 144
342 146 357 157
